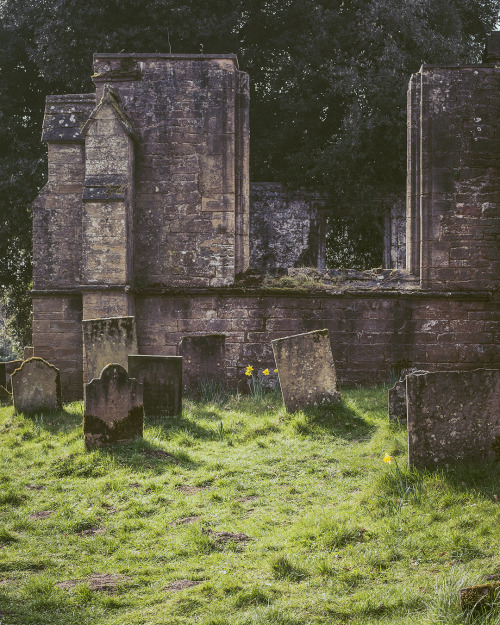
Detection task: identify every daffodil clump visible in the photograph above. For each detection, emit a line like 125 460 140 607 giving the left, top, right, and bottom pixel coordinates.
244 364 279 395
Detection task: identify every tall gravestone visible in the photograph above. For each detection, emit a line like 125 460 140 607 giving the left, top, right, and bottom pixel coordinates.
272 329 340 412
11 358 62 414
84 363 143 448
82 316 137 383
128 355 182 416
407 369 500 468
179 334 226 391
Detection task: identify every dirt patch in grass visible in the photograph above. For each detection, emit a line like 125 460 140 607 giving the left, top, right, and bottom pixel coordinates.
164 579 201 592
58 573 131 592
29 510 54 520
176 485 206 494
143 449 179 463
128 482 142 488
204 529 250 544
25 484 45 491
237 495 258 502
78 528 106 537
169 516 200 526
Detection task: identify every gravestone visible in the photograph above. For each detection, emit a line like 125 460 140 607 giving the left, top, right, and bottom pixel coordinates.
388 380 407 425
11 358 62 413
84 363 143 448
128 355 182 416
179 334 225 390
407 369 500 468
82 316 137 383
272 329 340 412
0 360 22 401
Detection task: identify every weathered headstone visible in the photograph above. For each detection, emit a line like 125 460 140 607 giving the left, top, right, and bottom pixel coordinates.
23 346 34 360
11 358 62 414
0 360 22 401
407 369 500 468
128 355 182 416
179 334 225 390
272 329 340 412
84 363 143 448
388 380 407 425
82 316 137 383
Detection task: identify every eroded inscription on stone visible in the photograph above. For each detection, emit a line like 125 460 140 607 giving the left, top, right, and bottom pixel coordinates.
407 369 500 468
180 334 226 391
82 316 137 383
272 329 340 412
128 355 182 416
84 363 143 448
11 358 62 414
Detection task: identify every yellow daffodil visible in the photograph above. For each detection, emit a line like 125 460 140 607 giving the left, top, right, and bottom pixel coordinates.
246 365 253 372
245 370 252 376
274 369 278 373
263 368 269 375
383 454 392 464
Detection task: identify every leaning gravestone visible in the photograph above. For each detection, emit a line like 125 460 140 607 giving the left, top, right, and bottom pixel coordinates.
128 355 182 416
388 371 428 425
0 360 23 401
11 358 62 414
272 329 341 412
82 316 137 383
84 363 143 448
407 369 500 469
179 334 225 390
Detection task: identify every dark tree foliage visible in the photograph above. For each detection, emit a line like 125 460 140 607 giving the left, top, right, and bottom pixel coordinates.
0 0 498 340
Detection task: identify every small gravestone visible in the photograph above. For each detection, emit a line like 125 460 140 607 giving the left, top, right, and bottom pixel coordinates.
407 369 500 469
388 380 407 425
82 316 137 383
272 329 340 412
388 370 428 426
0 360 22 402
23 346 34 360
11 358 62 414
179 334 225 390
84 363 143 448
460 581 500 612
128 355 182 416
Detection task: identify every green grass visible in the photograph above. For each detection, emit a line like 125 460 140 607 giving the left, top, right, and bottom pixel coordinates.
0 387 499 624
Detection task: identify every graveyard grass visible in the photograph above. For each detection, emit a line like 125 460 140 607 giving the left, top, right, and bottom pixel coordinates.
1 387 500 625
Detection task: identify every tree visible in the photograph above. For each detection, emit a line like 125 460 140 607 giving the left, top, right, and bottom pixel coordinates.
0 0 498 337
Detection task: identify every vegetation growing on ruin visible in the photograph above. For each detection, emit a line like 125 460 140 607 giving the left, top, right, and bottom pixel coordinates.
1 386 500 624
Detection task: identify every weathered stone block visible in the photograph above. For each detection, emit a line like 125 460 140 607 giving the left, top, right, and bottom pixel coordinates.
407 369 500 468
24 347 34 360
82 316 137 383
11 358 62 414
84 363 143 448
179 334 226 390
128 355 182 416
388 380 407 425
272 329 340 412
460 582 500 612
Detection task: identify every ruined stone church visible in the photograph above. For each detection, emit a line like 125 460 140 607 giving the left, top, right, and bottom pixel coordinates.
32 41 499 400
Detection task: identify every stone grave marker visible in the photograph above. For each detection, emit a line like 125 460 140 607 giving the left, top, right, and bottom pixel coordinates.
272 329 340 412
11 358 62 414
84 363 143 448
407 369 500 468
179 334 225 390
0 360 22 402
128 355 182 416
82 316 137 383
388 380 407 425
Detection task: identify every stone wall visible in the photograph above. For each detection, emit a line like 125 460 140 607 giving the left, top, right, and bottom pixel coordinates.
33 288 499 398
407 59 500 290
250 183 329 271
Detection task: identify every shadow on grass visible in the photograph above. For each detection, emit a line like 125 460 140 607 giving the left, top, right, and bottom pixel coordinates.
420 460 500 502
299 400 375 441
146 412 216 441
